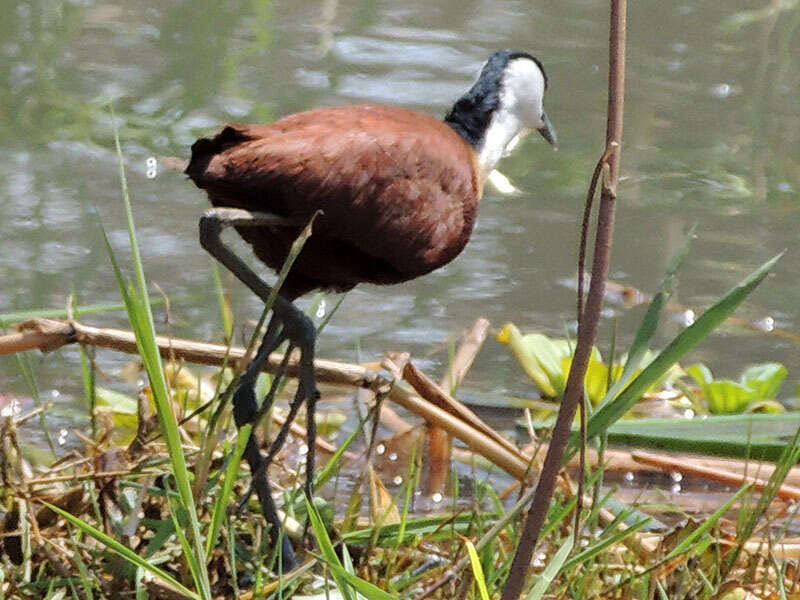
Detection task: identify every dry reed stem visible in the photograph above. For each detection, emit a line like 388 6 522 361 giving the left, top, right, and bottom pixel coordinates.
381 354 531 481
3 318 380 389
563 447 800 487
440 318 491 390
427 318 491 495
396 351 520 459
632 450 800 501
14 470 136 487
8 317 789 543
745 539 800 560
2 318 527 477
4 317 657 563
501 1 626 596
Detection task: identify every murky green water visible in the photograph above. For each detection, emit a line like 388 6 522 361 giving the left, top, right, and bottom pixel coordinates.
2 1 799 443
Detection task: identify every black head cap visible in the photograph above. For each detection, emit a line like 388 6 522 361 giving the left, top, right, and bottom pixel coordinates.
444 50 548 148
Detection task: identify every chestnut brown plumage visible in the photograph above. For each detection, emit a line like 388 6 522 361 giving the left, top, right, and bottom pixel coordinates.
187 106 481 299
186 49 556 569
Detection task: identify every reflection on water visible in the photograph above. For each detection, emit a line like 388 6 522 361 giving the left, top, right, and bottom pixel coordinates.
1 1 799 437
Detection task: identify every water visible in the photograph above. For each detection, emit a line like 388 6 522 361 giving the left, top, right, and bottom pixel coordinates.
2 0 799 442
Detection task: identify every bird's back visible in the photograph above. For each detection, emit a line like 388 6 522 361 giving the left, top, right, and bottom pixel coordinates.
186 105 481 298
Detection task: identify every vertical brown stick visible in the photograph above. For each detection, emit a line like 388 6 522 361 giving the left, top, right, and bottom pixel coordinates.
426 318 491 495
500 2 626 599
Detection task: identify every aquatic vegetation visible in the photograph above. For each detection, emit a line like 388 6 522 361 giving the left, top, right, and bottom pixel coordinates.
497 324 680 406
686 362 787 414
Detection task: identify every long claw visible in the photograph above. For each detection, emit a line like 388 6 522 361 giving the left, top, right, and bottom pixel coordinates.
242 435 298 570
264 383 307 465
235 483 255 514
304 388 319 501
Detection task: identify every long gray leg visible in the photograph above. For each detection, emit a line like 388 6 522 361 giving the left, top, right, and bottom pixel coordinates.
199 207 321 570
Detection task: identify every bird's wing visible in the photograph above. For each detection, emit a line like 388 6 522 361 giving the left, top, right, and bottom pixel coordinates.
187 105 481 276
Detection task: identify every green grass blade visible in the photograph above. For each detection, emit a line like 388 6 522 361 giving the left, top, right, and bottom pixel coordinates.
725 421 800 574
317 294 346 335
0 316 56 454
323 561 400 600
11 348 56 454
111 106 154 322
665 485 748 563
601 225 694 404
395 443 418 550
167 494 204 592
315 416 366 490
561 517 651 572
464 538 491 600
612 484 750 592
77 336 97 439
340 544 368 600
525 535 572 600
44 503 200 600
340 513 502 546
306 497 401 600
67 527 95 600
210 261 233 341
569 252 782 457
205 423 252 557
305 497 356 600
0 297 177 324
161 479 202 585
107 110 211 598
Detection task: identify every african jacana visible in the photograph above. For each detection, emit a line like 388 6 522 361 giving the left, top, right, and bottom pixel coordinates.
186 49 556 568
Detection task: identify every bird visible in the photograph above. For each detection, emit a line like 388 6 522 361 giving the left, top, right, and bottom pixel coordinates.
185 49 556 569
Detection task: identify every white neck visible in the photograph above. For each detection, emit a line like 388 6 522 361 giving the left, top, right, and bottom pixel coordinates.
477 108 525 181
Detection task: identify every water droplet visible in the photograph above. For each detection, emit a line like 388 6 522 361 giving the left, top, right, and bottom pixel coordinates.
624 471 635 483
432 492 443 503
671 483 682 494
51 389 61 398
682 309 696 326
670 471 683 483
388 452 398 462
683 409 695 419
315 299 326 319
299 444 309 456
709 83 733 99
376 444 385 455
753 316 775 332
393 475 403 485
533 553 547 568
146 157 157 179
58 429 68 445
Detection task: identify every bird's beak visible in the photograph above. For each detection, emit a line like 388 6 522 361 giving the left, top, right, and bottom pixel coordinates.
537 112 558 151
